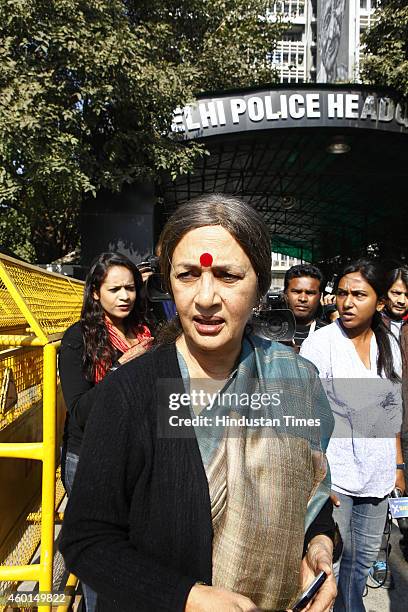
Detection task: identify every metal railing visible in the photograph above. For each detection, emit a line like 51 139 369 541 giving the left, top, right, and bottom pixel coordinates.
0 254 83 610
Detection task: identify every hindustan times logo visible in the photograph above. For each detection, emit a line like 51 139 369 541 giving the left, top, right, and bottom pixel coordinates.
167 414 321 428
158 386 322 435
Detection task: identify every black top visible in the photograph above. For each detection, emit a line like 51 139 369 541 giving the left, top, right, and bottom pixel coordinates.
59 343 334 612
294 318 327 348
59 322 122 455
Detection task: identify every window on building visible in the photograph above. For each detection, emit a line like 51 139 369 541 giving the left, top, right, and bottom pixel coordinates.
282 31 303 42
270 50 282 64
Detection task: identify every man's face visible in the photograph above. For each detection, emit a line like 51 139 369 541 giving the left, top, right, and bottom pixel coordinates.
285 276 321 323
385 279 408 320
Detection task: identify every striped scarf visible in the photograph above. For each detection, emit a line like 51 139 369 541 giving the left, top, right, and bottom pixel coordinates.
94 318 151 383
178 335 333 611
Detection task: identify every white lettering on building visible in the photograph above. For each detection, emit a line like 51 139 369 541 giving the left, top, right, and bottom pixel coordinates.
360 95 378 120
216 100 226 125
171 91 407 133
378 98 394 122
248 97 265 122
327 94 344 118
230 98 246 124
199 102 218 128
288 94 305 119
185 106 201 130
306 93 321 118
345 94 360 119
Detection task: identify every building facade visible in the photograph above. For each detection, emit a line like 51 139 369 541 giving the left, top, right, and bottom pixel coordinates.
269 0 380 84
271 252 305 291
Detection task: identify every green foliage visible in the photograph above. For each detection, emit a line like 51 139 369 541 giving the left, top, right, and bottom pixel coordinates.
0 206 35 261
361 0 408 98
0 0 285 261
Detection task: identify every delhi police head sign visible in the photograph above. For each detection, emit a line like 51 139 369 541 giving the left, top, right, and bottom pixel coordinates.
171 87 408 139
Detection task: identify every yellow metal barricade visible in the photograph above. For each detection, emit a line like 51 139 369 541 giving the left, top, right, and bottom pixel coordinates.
0 254 83 610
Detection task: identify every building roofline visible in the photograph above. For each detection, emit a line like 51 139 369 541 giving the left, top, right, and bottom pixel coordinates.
193 82 404 100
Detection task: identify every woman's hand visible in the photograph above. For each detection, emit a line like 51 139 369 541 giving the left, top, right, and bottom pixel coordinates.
330 492 340 507
185 584 259 611
289 535 336 612
118 338 154 365
321 294 336 306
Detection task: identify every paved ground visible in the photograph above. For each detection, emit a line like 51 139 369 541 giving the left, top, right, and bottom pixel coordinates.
364 521 408 612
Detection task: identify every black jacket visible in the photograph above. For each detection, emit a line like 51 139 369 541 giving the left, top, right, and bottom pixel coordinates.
59 344 334 611
59 322 123 455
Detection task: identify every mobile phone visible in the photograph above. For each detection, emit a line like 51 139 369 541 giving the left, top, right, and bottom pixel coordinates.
324 274 338 294
291 570 327 611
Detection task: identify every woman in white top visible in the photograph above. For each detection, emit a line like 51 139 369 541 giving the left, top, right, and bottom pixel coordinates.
300 259 405 612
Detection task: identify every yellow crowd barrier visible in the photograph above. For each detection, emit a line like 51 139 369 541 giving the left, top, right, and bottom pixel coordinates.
0 254 83 611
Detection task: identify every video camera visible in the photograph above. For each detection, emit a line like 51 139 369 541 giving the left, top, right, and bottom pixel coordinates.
251 292 296 343
137 256 175 332
137 256 172 302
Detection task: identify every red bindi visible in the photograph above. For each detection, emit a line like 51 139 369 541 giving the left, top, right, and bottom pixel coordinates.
199 252 213 267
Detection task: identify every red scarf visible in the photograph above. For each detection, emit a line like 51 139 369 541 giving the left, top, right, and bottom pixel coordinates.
94 318 151 383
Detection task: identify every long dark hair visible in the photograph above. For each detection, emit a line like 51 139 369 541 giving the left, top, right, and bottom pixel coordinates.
338 259 400 382
385 266 408 293
81 252 144 380
156 193 272 345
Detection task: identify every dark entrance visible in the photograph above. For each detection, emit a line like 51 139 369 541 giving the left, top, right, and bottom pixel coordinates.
159 84 408 267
